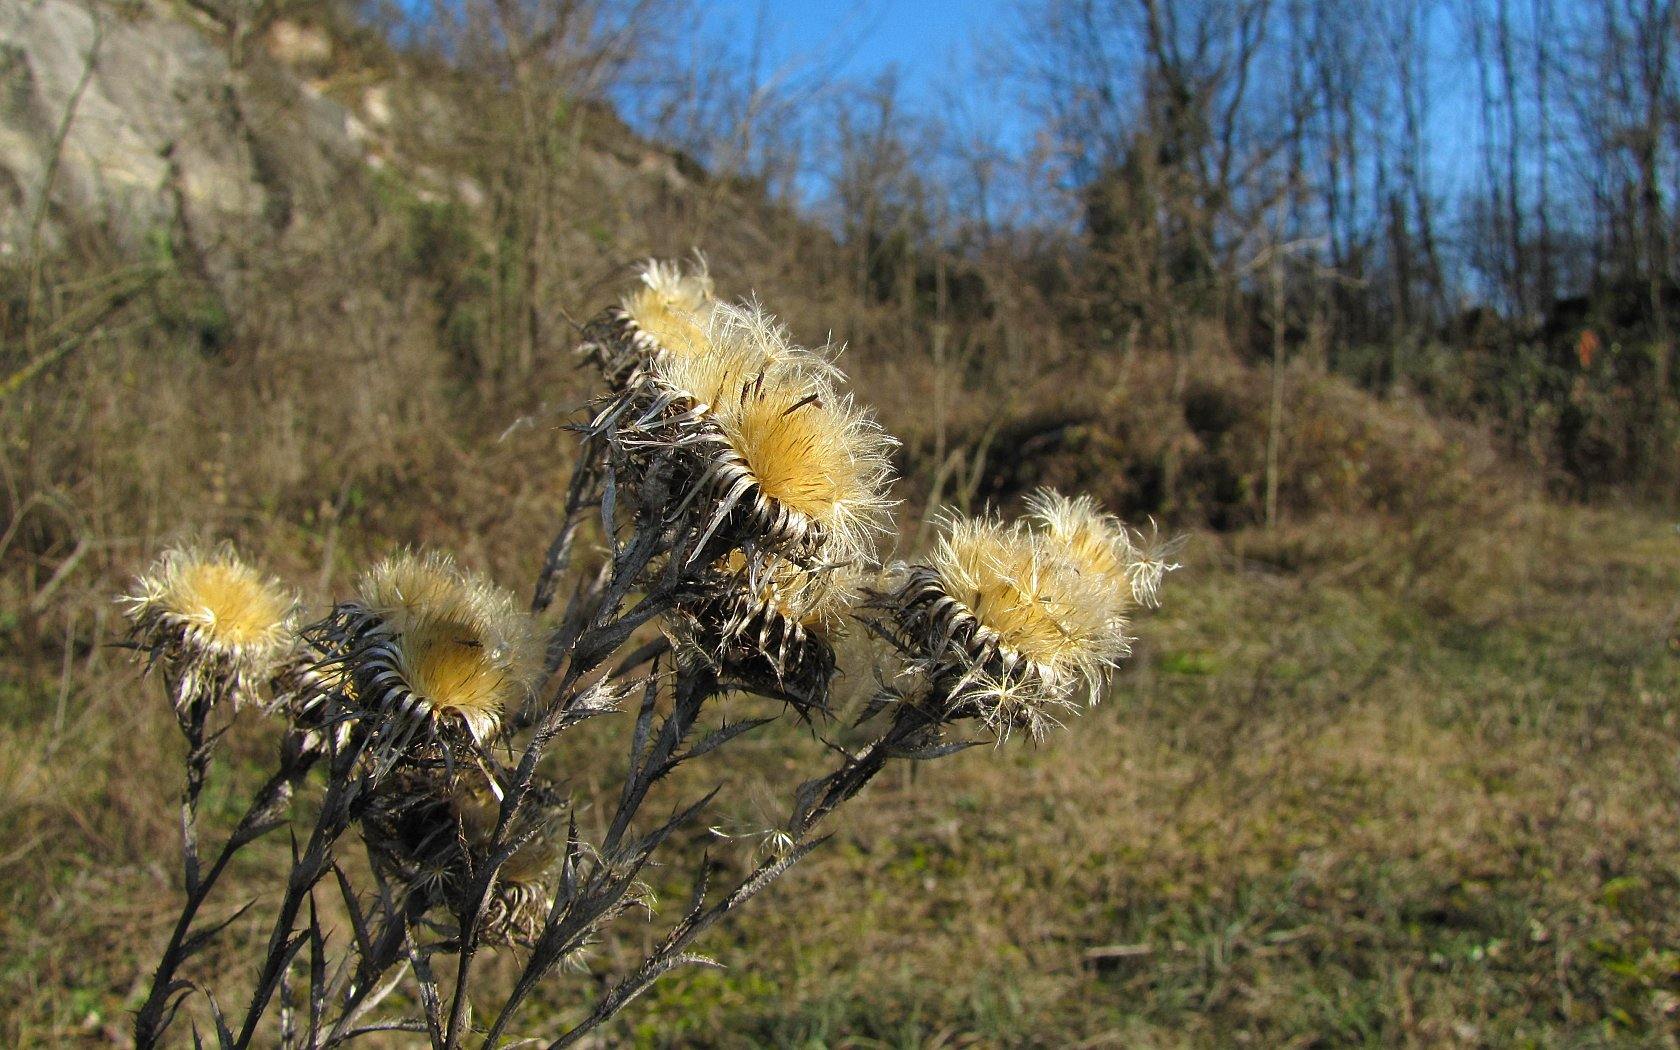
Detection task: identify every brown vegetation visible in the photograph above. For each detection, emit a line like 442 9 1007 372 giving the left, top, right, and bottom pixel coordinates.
4 0 1680 1044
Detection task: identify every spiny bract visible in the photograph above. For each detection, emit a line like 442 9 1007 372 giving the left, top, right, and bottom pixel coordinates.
350 551 541 743
621 256 715 358
122 544 296 711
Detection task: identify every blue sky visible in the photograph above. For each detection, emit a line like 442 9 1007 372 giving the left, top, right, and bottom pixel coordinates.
691 0 1485 174
756 0 1000 95
693 0 1019 128
668 0 1512 237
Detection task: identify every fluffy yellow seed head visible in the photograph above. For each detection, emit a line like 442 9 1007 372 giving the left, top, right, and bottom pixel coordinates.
123 545 297 716
1026 490 1182 609
622 257 714 357
927 516 1126 696
721 383 895 566
393 620 513 740
357 550 483 639
652 304 831 396
708 301 840 376
124 544 295 658
725 388 887 525
353 552 540 741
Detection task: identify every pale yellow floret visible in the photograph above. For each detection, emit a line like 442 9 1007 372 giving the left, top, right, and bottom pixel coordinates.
354 551 542 740
1123 522 1184 608
1025 489 1133 593
928 516 1126 696
707 301 842 379
127 546 294 656
622 257 715 357
650 300 840 392
358 551 480 639
394 619 517 739
653 334 786 411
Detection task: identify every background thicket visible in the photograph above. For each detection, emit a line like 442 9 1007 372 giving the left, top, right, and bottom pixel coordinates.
4 0 1680 1044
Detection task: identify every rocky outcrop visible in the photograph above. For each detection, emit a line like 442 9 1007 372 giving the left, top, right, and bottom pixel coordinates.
0 0 773 315
0 0 369 288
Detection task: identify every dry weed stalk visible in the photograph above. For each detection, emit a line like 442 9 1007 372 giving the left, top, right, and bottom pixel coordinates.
120 257 1178 1048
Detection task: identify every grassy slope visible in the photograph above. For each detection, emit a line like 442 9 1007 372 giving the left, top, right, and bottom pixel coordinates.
605 506 1680 1048
5 500 1678 1047
4 11 1679 1046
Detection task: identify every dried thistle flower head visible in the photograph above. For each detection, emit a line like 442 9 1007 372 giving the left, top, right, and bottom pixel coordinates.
888 514 1132 735
360 764 466 905
356 550 488 639
927 516 1128 693
345 551 541 745
122 544 296 717
651 327 792 411
677 551 862 708
644 304 837 406
703 300 840 377
648 341 895 563
454 787 559 886
717 385 895 560
454 785 562 946
581 255 718 383
622 256 715 357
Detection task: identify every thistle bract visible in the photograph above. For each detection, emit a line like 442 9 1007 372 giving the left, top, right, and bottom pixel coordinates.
674 552 861 710
324 551 541 748
886 514 1133 737
122 545 296 720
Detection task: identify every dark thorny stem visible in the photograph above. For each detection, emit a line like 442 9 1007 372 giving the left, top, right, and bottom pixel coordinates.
467 441 776 1045
319 870 431 1047
232 743 369 1049
544 837 826 1048
602 659 718 855
536 699 946 1046
133 675 222 1049
531 432 602 616
134 753 312 1049
442 467 699 1048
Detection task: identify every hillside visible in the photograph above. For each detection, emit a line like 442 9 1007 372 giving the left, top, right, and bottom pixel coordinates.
4 1 1679 1046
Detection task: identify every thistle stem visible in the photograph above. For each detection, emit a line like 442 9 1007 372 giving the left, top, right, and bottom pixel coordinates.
233 753 363 1049
134 761 305 1049
791 702 939 838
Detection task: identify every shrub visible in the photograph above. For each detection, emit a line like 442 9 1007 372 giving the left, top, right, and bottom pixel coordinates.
118 260 1179 1048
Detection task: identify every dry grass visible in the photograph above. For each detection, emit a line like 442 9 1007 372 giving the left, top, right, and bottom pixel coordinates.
1 59 1673 1041
613 504 1680 1047
5 469 1678 1046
